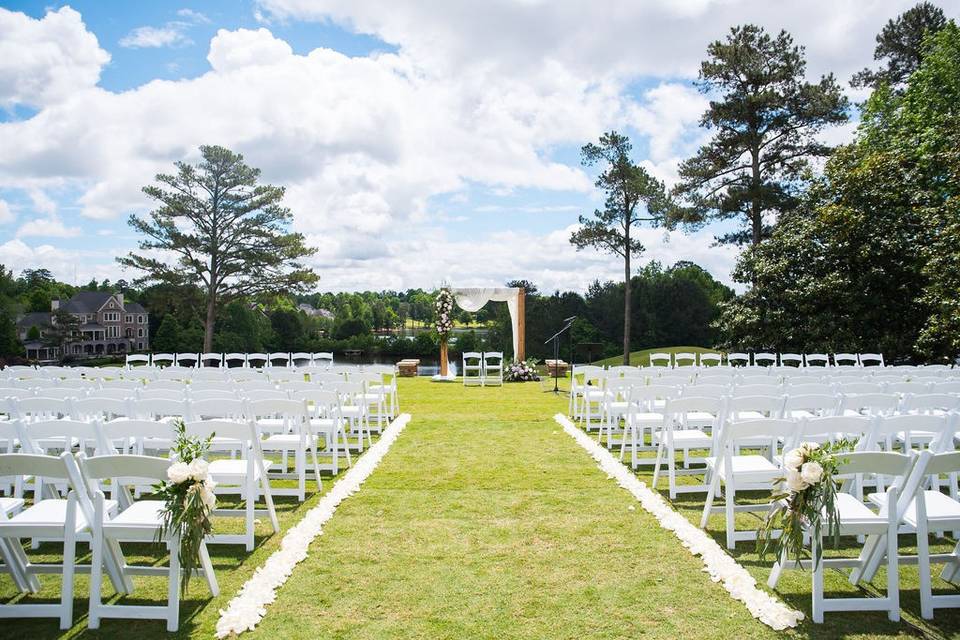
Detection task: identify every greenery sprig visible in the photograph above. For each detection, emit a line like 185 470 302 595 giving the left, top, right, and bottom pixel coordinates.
757 440 854 569
153 420 216 593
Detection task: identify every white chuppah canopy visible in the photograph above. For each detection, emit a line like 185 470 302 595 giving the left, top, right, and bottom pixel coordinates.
451 287 522 359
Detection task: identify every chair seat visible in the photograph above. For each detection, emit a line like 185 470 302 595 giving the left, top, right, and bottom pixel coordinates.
832 493 888 532
628 411 663 424
653 429 711 448
105 500 165 530
4 498 118 532
261 433 318 449
340 406 363 417
209 459 265 481
868 490 960 526
705 454 780 483
685 411 717 425
584 390 606 400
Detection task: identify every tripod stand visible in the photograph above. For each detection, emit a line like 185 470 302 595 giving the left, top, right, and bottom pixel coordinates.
544 316 576 394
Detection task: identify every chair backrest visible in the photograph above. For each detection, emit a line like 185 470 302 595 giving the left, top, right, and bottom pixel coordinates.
631 384 677 405
189 389 238 401
901 393 960 413
483 352 503 365
313 352 334 366
783 393 839 416
734 383 781 397
189 381 235 393
269 352 291 367
78 453 171 486
794 415 870 447
151 353 175 367
185 418 255 443
190 397 247 419
72 397 130 421
247 353 269 368
833 352 859 367
838 392 900 416
10 396 72 420
125 354 150 368
292 389 340 418
291 352 313 367
191 368 226 382
673 352 697 367
696 369 735 382
175 353 200 368
132 398 189 421
727 352 750 367
682 383 728 398
242 388 290 401
224 353 248 368
837 382 883 395
721 417 797 448
725 395 786 420
236 379 277 392
100 379 142 390
931 380 960 394
786 383 834 396
699 353 722 367
804 353 829 367
200 352 223 367
98 419 173 447
833 450 913 478
0 452 73 482
34 387 87 401
17 418 104 454
139 388 186 401
858 353 885 367
738 374 773 385
779 353 803 367
865 414 952 450
148 379 188 391
649 352 672 367
753 352 777 367
885 381 930 396
665 396 724 421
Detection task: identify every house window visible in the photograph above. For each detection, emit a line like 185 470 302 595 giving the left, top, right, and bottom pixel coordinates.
125 314 133 323
138 341 144 350
137 328 144 338
138 315 145 324
103 312 120 322
107 325 120 338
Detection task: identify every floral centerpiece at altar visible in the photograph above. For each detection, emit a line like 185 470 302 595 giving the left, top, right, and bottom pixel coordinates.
505 358 540 382
757 440 852 568
435 288 454 378
154 420 216 592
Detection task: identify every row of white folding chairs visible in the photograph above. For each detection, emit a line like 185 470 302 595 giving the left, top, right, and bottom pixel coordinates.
462 352 504 387
126 352 336 369
0 450 219 630
688 415 960 622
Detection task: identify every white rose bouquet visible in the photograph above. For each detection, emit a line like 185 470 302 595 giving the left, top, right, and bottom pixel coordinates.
154 420 216 592
435 289 454 337
505 359 540 382
757 440 853 569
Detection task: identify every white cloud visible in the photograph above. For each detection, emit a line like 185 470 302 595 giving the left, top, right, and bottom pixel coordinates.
120 24 191 49
0 6 109 108
0 199 13 224
15 215 81 239
207 28 293 71
0 239 119 284
177 8 211 24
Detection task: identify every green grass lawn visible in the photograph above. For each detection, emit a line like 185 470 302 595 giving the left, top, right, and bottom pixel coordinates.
2 380 958 638
595 345 723 367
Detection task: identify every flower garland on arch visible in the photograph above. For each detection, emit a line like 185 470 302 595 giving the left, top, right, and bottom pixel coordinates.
435 288 454 337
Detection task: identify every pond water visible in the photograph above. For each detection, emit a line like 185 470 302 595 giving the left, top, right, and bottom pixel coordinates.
337 355 458 377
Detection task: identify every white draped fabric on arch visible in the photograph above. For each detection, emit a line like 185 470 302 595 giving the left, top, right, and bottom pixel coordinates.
451 287 523 359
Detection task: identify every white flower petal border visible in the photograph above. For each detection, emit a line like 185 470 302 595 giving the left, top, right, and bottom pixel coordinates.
216 413 411 638
554 414 804 631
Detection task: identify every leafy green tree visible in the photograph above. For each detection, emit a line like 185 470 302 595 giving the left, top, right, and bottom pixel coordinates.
120 145 319 352
152 314 182 352
0 310 21 359
269 309 304 350
673 25 849 246
851 2 946 91
26 325 40 341
570 131 673 364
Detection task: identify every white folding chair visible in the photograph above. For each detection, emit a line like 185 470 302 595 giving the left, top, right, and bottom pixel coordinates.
804 353 830 368
699 353 722 367
674 352 697 367
367 364 399 418
727 352 751 367
224 353 248 368
462 352 483 387
185 419 279 550
649 352 672 368
76 453 219 631
652 396 724 499
754 352 778 367
249 398 321 502
293 389 351 474
779 353 804 368
859 353 886 368
768 451 916 623
834 353 860 367
701 418 798 549
620 384 677 469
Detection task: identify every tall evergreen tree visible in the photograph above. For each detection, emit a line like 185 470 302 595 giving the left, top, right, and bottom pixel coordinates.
569 131 673 364
120 145 319 352
851 2 946 91
673 25 849 246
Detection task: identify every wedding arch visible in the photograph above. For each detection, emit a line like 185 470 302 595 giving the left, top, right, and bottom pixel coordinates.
436 287 525 377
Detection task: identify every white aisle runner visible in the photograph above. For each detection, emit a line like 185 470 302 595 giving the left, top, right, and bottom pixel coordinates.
554 413 803 631
216 413 412 637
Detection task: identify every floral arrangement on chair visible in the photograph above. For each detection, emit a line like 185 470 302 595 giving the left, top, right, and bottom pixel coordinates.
154 420 217 592
435 289 454 337
505 359 540 382
757 441 852 568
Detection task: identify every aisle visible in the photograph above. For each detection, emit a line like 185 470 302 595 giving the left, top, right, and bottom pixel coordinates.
252 379 778 639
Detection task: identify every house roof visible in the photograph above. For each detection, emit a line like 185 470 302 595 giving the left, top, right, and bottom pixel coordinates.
125 301 146 314
16 312 52 328
60 291 115 314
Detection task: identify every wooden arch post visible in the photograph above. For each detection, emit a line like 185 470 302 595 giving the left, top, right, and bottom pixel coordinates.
517 287 526 361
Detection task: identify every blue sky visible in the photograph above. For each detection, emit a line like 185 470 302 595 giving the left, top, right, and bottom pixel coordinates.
0 1 949 292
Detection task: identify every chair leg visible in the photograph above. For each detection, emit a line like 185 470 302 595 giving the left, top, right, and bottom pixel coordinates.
886 519 900 622
667 446 677 500
245 477 255 551
767 550 787 589
198 542 219 596
261 469 280 533
88 524 104 629
812 535 824 623
61 520 77 629
700 472 720 529
917 526 933 619
651 440 665 490
725 485 736 550
167 536 181 632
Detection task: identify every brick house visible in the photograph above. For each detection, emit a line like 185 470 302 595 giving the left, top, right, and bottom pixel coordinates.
16 291 150 360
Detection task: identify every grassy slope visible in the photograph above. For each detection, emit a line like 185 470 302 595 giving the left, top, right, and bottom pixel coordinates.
253 380 778 640
594 346 722 367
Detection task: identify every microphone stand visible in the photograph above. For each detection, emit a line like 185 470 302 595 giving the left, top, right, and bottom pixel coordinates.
544 317 576 394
